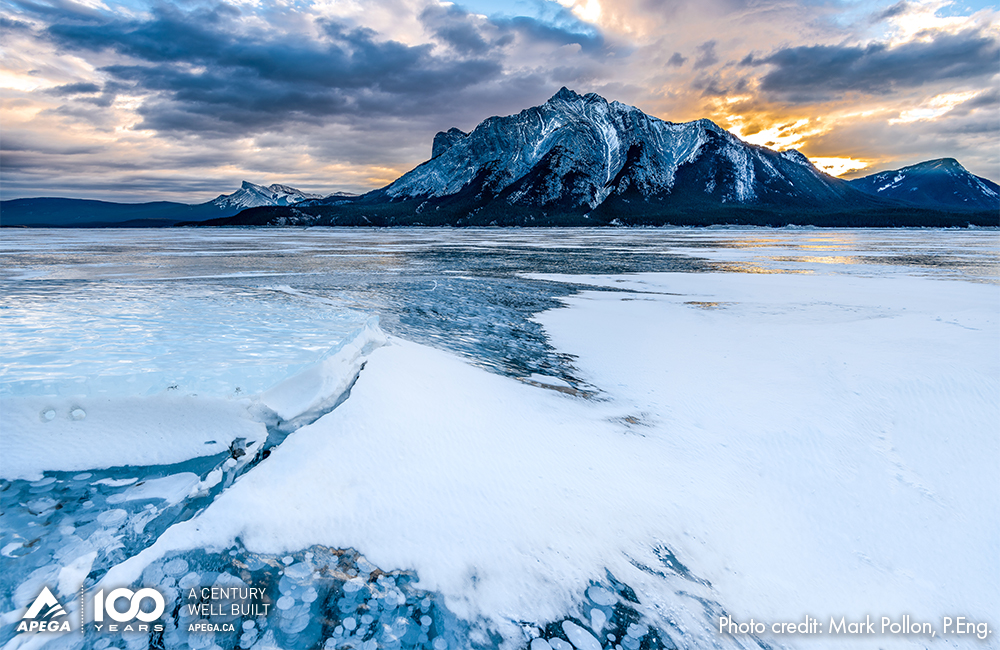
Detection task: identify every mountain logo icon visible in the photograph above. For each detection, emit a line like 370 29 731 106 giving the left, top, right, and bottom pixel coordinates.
17 586 72 633
24 586 66 620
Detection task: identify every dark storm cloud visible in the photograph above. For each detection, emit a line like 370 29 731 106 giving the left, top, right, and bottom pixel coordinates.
754 29 1000 102
46 80 128 108
492 15 605 53
692 74 731 97
45 3 238 62
36 3 506 135
46 81 101 95
419 4 494 55
871 1 909 23
418 1 607 54
691 72 748 98
418 3 610 57
0 15 32 30
0 131 100 155
24 0 617 138
693 40 718 69
6 0 106 21
956 88 1000 112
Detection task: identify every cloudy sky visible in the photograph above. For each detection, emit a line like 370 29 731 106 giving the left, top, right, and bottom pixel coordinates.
1 0 997 202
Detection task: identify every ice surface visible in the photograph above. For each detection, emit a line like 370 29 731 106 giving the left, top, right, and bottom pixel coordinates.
2 264 385 479
585 586 615 607
113 473 201 505
259 320 386 424
100 265 997 649
2 228 997 650
0 283 371 399
1 394 265 480
524 373 573 389
562 621 600 650
96 335 736 648
532 270 999 648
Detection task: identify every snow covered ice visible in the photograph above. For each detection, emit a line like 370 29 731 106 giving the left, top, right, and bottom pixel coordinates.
1 228 997 650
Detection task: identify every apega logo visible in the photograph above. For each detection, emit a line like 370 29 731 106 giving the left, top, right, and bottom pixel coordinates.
93 588 165 633
17 586 71 633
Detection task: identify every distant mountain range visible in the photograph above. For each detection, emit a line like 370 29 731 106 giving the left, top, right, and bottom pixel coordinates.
2 89 997 228
0 181 354 227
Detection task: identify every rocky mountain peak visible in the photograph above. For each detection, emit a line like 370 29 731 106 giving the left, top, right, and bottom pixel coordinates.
432 128 469 159
380 88 853 211
211 181 322 210
548 86 582 104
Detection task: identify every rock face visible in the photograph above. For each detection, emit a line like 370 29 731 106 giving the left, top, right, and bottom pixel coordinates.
374 87 873 212
431 128 469 159
210 181 323 211
848 158 1000 211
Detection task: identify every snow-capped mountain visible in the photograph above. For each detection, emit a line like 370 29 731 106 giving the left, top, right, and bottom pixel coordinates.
848 158 1000 211
376 87 869 212
210 181 323 210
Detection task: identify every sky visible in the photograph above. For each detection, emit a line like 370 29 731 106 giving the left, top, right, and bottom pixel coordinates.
0 0 997 202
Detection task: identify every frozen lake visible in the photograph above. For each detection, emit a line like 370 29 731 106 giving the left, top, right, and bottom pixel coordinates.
3 228 994 396
1 227 997 650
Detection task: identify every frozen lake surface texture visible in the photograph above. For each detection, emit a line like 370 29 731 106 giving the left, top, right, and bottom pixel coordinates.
1 228 997 650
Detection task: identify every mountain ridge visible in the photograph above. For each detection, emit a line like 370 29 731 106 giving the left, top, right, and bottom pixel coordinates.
210 181 325 211
1 181 350 227
847 158 1000 211
3 89 998 227
222 88 990 227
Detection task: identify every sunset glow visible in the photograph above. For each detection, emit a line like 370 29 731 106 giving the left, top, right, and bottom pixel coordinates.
726 118 819 151
809 157 871 177
0 0 996 201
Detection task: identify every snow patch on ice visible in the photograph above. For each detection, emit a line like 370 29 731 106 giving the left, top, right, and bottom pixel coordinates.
529 270 999 649
96 336 729 647
0 395 265 480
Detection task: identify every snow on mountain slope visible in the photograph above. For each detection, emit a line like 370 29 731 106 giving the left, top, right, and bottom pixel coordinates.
849 158 1000 211
380 88 859 210
210 181 323 211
